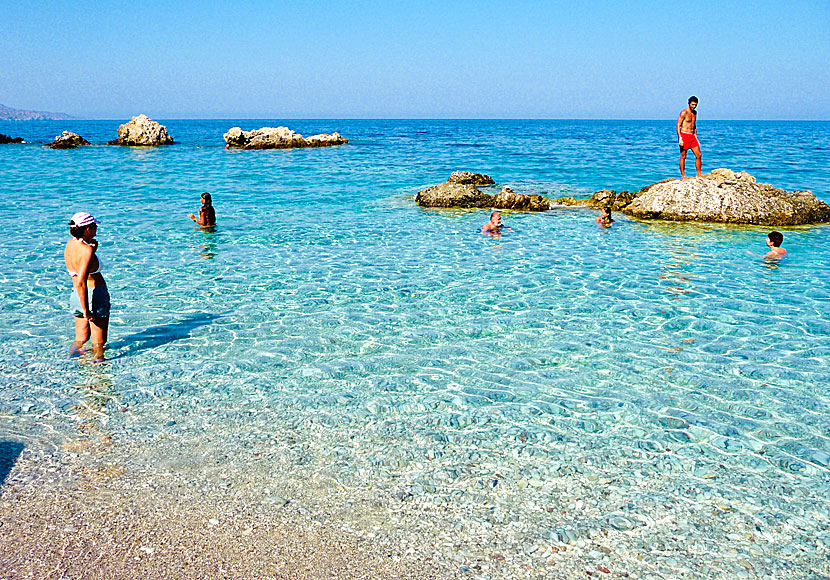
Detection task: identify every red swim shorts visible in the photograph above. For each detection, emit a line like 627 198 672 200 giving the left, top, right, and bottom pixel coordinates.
679 132 700 150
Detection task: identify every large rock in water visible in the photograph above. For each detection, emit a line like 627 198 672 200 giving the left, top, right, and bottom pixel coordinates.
415 182 493 208
448 171 495 185
223 126 348 149
625 169 830 225
415 173 552 211
44 131 90 149
0 133 24 144
107 115 173 146
491 187 550 211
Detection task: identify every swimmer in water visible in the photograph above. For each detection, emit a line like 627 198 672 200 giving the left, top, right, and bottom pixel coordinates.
189 192 216 228
596 207 615 227
481 211 512 235
765 231 787 259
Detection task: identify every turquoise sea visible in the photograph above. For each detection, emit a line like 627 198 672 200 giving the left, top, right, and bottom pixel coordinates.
1 120 829 578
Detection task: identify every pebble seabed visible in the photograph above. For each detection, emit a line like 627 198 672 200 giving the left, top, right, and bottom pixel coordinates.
2 368 828 580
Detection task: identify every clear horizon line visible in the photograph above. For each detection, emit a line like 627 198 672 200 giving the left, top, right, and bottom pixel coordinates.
6 116 830 122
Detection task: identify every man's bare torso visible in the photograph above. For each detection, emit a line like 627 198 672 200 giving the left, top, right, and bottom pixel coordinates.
678 107 697 134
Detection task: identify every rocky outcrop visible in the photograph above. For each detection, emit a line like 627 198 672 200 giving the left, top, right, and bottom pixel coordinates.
107 115 173 146
415 182 493 208
416 174 552 211
553 188 637 210
44 131 90 149
0 133 24 144
305 132 348 147
491 187 550 211
625 169 830 225
223 126 348 149
448 171 494 185
553 169 830 225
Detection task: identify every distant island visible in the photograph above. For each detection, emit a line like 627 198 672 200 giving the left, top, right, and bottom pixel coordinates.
0 103 78 121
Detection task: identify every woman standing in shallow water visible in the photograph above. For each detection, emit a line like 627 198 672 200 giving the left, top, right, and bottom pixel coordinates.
64 212 110 361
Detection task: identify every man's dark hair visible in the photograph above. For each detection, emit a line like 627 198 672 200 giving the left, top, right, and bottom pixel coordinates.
768 231 783 247
688 96 698 104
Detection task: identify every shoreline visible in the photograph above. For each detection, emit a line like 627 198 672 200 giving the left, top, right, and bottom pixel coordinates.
0 461 450 580
4 403 829 580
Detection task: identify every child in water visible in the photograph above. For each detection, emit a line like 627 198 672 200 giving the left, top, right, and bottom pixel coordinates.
189 192 216 227
596 207 615 227
765 231 787 259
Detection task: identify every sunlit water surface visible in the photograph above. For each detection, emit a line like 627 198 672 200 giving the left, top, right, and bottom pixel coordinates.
1 120 828 578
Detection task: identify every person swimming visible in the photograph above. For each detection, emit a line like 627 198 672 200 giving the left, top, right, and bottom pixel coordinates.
481 211 512 235
64 212 110 361
765 231 787 259
189 192 216 227
596 207 615 227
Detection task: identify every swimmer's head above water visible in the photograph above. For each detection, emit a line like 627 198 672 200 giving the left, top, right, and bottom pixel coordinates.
596 207 614 226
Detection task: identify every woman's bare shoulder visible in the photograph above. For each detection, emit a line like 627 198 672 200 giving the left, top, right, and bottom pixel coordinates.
65 239 94 258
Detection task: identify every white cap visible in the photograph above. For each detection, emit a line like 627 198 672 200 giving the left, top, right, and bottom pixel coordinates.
69 212 100 227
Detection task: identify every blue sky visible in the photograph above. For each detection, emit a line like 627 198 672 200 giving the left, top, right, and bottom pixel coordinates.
2 1 828 119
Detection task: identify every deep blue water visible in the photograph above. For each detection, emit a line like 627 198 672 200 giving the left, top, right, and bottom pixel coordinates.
0 119 828 577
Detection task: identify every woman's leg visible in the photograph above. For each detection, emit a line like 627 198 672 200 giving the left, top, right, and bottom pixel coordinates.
71 317 90 356
90 317 109 361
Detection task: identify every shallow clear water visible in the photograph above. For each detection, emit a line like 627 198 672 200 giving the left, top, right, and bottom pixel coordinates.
1 120 829 576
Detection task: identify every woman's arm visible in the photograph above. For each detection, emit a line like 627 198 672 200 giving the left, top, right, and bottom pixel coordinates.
74 244 94 319
189 208 207 226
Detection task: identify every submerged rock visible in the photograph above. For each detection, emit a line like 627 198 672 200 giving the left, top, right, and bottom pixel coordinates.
626 169 830 225
44 131 90 149
107 114 174 146
0 133 24 144
223 126 347 149
448 171 495 185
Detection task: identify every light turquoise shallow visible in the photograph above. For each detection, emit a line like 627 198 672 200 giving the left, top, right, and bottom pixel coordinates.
1 120 829 574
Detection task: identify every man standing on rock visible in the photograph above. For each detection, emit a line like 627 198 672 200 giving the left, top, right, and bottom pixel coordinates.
676 96 702 179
